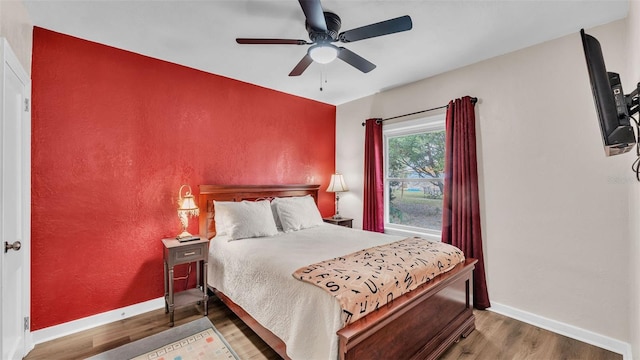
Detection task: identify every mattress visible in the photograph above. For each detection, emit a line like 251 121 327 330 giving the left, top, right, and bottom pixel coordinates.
207 223 404 360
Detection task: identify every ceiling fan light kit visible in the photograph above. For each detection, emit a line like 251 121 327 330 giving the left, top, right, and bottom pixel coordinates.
236 0 412 76
308 44 338 64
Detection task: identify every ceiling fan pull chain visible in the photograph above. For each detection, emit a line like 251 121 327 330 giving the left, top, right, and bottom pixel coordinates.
319 70 329 91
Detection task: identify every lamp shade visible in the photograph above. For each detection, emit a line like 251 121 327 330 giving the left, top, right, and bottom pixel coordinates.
179 195 198 211
327 173 348 192
178 185 199 216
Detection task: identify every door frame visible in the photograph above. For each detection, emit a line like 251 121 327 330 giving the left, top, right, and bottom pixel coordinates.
0 37 32 358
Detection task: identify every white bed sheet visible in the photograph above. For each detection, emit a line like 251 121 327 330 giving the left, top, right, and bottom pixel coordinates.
207 223 404 360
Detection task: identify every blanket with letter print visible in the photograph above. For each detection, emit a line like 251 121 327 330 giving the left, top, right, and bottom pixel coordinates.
292 237 465 324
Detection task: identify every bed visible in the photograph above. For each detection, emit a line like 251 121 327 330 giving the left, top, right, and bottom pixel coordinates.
198 184 476 360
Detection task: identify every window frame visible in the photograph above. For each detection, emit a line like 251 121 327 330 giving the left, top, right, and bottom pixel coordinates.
383 115 446 239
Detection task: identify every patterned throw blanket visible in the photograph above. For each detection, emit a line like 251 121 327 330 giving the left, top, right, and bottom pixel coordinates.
292 237 465 325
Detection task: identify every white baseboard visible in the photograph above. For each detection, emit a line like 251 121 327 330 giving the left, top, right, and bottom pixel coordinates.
31 297 164 345
489 302 633 360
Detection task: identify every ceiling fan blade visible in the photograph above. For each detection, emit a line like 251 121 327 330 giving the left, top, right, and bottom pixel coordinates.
289 54 314 76
337 47 376 73
339 15 412 43
236 38 309 45
298 0 327 31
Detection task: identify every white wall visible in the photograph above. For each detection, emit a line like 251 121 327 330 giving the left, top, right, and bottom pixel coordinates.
337 19 633 349
626 1 640 357
0 0 33 75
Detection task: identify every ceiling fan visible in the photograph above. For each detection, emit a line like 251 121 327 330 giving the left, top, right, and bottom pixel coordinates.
236 0 413 76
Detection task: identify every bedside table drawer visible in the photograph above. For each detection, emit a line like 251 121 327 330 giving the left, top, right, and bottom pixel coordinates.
172 244 205 263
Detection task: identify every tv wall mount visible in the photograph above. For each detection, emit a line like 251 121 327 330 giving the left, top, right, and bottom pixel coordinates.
627 82 640 181
625 82 639 117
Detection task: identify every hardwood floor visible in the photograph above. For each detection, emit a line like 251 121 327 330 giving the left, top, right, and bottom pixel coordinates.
25 296 622 360
439 311 621 360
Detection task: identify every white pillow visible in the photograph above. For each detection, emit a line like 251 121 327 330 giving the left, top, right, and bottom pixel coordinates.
273 195 323 232
214 200 279 240
213 202 229 236
270 200 282 230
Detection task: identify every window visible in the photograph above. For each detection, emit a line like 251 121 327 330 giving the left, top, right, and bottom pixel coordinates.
384 115 446 236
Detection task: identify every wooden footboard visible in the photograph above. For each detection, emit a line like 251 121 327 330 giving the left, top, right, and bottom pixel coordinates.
212 259 476 360
337 258 476 360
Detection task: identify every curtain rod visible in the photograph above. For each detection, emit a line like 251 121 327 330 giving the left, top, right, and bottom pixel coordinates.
361 97 478 126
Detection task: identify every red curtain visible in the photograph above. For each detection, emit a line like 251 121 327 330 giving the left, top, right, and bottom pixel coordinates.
363 118 384 233
442 96 491 309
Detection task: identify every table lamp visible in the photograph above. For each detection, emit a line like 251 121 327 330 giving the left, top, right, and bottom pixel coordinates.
327 173 348 219
176 185 199 241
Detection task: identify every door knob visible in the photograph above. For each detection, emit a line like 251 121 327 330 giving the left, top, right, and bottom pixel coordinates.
4 241 21 253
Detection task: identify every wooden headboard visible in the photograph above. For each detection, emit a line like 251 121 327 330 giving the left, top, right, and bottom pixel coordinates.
198 184 320 240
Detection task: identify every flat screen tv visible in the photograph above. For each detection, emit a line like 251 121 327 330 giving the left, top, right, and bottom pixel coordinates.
580 29 636 156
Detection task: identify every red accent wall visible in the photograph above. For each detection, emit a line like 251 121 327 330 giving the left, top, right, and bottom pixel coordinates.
31 27 336 330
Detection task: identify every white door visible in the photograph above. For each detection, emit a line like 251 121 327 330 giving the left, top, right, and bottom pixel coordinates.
0 39 31 360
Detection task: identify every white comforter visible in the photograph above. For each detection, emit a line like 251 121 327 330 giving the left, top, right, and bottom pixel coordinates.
207 223 404 360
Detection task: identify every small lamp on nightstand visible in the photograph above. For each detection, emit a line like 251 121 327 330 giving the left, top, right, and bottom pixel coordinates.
327 173 348 219
176 185 199 240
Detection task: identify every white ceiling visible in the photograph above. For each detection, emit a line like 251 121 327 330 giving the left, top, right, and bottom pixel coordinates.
24 0 628 105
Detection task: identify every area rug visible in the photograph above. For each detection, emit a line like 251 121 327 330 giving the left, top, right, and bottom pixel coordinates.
87 317 240 360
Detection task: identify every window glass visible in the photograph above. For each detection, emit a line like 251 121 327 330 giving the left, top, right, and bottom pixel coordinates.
384 116 445 234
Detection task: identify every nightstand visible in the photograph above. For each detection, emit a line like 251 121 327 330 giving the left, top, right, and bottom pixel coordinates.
323 217 353 228
162 237 209 326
